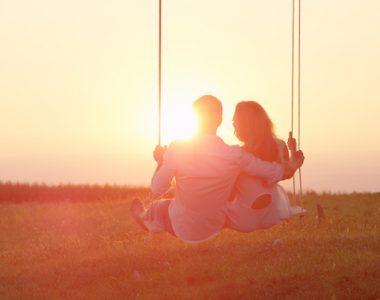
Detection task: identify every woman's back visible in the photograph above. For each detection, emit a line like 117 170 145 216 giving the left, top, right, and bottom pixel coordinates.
226 139 292 231
226 100 304 232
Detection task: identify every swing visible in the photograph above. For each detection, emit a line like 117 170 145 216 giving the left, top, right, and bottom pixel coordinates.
129 2 310 242
156 0 304 211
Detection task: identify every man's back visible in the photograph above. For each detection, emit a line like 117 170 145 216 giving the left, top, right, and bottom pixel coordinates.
152 134 243 242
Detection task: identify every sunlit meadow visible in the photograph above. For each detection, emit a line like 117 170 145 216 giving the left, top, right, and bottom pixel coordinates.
0 183 379 299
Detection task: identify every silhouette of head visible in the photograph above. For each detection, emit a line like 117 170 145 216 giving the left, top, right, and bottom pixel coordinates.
192 95 222 134
233 101 277 161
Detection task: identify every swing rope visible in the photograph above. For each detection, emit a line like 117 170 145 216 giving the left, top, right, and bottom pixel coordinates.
291 0 303 208
157 0 304 205
158 0 162 146
297 0 303 205
291 0 297 204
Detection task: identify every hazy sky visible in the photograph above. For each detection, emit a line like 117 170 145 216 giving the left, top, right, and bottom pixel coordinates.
1 0 379 192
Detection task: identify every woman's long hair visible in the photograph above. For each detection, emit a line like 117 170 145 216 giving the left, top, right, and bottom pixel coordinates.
233 101 278 162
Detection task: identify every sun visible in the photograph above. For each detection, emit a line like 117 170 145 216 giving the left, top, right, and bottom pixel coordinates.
157 80 223 145
161 102 197 144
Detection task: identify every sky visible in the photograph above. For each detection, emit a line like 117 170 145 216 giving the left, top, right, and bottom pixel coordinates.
1 0 380 192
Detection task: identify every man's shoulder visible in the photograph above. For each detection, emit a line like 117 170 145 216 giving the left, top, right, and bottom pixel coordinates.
225 144 243 155
168 136 243 159
165 138 194 158
219 141 244 161
167 139 191 151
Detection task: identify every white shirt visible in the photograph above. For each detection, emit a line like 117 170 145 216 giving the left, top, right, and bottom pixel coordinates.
151 134 283 242
226 139 306 231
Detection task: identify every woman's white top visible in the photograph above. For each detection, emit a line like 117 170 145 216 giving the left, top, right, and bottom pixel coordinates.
226 139 306 231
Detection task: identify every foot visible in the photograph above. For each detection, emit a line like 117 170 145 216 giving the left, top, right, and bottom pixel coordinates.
130 198 147 231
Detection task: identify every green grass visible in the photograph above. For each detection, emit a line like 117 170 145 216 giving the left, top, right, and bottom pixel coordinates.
0 187 379 299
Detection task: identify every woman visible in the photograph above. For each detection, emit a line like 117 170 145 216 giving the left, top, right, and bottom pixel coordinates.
226 101 305 232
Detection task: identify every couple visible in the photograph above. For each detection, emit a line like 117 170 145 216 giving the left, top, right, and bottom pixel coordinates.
131 95 305 243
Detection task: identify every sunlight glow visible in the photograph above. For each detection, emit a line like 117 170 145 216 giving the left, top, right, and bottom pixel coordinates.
162 103 197 145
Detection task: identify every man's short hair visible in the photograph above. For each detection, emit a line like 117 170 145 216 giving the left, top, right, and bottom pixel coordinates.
192 95 223 127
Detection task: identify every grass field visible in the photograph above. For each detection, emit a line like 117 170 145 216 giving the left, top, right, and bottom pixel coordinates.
0 184 379 299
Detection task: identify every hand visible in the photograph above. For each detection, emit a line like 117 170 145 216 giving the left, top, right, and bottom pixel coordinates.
153 145 167 163
290 150 305 169
283 150 305 180
287 132 297 153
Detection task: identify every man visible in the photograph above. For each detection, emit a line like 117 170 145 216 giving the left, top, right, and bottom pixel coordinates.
131 95 304 242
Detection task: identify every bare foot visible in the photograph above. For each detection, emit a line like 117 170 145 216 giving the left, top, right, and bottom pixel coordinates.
130 198 147 231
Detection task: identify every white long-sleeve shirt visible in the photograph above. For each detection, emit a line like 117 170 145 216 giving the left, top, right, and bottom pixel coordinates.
151 134 283 242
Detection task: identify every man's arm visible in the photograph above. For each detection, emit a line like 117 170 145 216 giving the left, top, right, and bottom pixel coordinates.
240 149 304 184
240 152 283 184
151 144 176 196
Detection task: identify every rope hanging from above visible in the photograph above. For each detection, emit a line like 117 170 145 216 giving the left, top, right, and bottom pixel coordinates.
158 0 162 146
156 1 304 204
290 0 303 208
